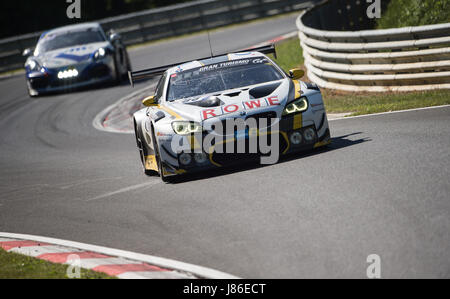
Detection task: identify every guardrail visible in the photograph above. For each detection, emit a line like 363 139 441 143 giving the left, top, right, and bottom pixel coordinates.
296 0 450 92
0 0 318 74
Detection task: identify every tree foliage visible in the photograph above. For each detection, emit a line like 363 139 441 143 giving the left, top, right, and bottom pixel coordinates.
377 0 450 29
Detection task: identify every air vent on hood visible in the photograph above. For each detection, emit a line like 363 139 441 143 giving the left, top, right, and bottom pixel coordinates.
249 82 281 99
224 91 241 97
185 96 224 107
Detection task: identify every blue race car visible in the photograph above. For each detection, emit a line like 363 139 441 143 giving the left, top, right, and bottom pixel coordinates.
23 23 131 97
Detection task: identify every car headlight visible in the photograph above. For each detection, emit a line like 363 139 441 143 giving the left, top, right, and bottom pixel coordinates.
282 97 308 116
26 60 40 72
172 121 202 135
94 48 107 60
57 69 79 79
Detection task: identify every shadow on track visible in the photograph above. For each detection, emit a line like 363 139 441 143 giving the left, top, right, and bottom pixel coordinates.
165 132 371 184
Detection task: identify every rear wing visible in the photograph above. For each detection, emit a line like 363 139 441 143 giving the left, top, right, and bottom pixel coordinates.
128 44 277 87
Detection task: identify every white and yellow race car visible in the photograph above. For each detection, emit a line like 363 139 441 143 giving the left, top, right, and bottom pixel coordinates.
130 45 331 181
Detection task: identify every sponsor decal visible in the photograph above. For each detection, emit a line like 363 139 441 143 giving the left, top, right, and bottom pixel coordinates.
223 104 240 114
243 99 267 110
267 96 280 106
202 107 222 120
252 58 269 64
55 53 91 62
198 58 267 73
201 96 279 120
55 48 91 62
156 132 173 141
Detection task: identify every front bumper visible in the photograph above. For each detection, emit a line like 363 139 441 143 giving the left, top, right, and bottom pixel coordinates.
26 58 115 95
157 113 331 177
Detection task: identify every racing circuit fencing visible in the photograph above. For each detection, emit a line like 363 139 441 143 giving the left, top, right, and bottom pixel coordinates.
296 0 450 92
0 0 319 74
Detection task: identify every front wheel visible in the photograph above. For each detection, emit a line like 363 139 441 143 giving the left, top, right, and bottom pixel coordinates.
111 57 121 85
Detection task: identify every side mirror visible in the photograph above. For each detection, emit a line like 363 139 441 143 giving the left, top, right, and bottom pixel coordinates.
109 32 121 43
23 48 34 57
289 68 304 80
142 96 157 107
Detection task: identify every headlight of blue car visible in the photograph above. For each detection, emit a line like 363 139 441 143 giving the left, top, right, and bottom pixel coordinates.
26 60 41 72
94 47 107 60
282 97 308 116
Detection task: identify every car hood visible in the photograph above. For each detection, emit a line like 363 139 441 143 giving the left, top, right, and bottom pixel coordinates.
36 42 110 68
164 79 290 124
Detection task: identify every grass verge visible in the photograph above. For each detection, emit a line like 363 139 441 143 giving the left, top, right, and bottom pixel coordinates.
0 249 114 279
322 89 450 116
272 36 450 116
269 36 304 73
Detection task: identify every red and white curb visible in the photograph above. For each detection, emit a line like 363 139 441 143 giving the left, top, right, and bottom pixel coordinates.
92 83 157 135
0 233 240 279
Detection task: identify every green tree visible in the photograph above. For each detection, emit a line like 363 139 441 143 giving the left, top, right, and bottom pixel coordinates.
377 0 450 29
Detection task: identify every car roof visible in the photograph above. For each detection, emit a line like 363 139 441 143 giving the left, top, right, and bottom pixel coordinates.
40 23 102 40
167 51 269 75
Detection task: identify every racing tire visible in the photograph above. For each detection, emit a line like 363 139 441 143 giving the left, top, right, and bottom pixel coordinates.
124 51 132 78
121 50 132 80
139 139 156 177
134 121 157 176
112 57 121 85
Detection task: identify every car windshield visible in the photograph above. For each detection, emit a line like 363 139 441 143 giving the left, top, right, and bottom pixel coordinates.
167 57 284 101
36 29 105 54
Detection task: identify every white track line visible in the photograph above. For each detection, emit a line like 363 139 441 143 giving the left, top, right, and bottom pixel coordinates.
86 181 160 202
118 271 194 279
0 232 240 279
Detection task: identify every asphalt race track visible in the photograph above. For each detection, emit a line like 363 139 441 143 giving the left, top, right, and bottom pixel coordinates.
0 13 449 278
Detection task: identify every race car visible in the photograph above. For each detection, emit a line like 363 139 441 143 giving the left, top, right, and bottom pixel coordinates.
130 45 331 182
23 23 131 97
